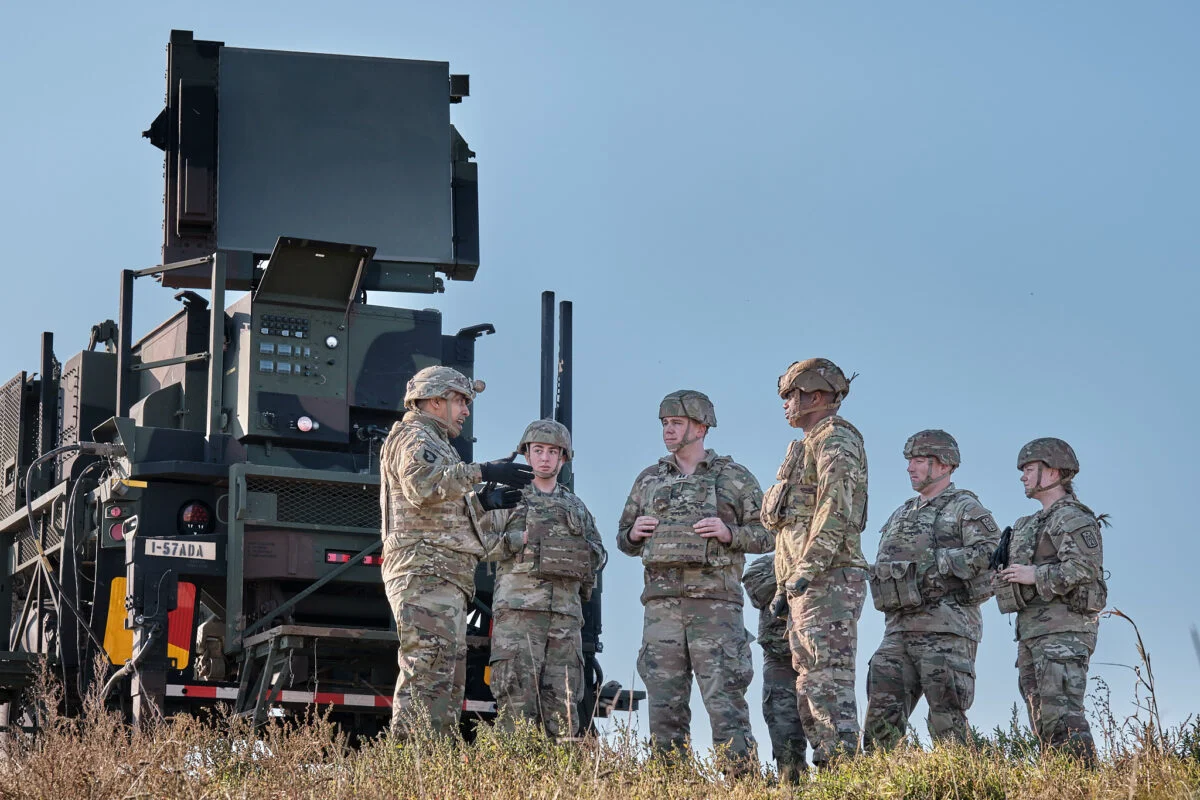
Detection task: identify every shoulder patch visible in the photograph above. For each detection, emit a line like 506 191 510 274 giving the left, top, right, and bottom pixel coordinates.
961 499 998 531
423 448 437 464
1080 527 1099 549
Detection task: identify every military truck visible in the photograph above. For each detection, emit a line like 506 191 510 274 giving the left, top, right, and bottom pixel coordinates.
0 30 641 736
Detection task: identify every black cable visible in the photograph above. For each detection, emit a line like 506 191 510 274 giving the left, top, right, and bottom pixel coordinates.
23 445 122 661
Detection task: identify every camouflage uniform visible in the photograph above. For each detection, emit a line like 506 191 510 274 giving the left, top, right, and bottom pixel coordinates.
618 396 771 761
380 367 500 740
484 482 606 738
997 440 1105 760
765 360 868 765
742 554 808 781
863 469 1000 749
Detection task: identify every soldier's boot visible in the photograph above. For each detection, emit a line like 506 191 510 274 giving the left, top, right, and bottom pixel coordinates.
718 733 759 780
777 738 808 784
814 733 860 771
1061 731 1099 769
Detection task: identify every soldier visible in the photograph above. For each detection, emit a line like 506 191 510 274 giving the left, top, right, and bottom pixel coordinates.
741 554 808 783
762 358 867 767
616 390 771 767
862 430 1000 751
483 419 606 739
995 438 1107 764
379 365 534 741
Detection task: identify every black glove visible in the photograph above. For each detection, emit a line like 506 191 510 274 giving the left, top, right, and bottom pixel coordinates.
769 590 789 619
786 576 810 597
479 459 534 488
480 486 523 511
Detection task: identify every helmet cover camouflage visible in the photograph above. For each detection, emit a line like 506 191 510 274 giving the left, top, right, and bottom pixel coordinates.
777 358 852 401
903 429 961 468
403 366 484 411
658 390 717 428
1017 438 1079 474
518 418 574 461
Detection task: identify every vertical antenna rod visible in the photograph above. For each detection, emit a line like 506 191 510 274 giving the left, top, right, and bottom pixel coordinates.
555 300 572 433
540 291 555 420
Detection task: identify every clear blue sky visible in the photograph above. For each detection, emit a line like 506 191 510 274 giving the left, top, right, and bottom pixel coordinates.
2 2 1197 755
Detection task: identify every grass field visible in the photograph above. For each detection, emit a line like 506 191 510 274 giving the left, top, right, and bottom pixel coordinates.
0 675 1196 800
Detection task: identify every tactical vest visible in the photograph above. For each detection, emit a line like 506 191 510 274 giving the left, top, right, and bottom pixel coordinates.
995 499 1106 616
641 465 719 567
870 490 991 613
639 457 744 605
523 490 592 583
765 417 868 559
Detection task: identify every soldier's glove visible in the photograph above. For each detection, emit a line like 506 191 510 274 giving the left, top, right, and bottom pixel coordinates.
480 486 523 511
786 576 810 596
479 460 535 488
769 590 789 619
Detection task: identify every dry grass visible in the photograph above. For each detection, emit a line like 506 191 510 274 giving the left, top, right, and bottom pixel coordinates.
0 675 1196 800
2 606 1196 799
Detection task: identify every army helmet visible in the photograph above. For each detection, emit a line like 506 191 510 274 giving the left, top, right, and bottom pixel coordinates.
403 365 485 411
777 358 852 401
1017 437 1079 475
659 390 717 428
903 429 961 468
518 418 574 461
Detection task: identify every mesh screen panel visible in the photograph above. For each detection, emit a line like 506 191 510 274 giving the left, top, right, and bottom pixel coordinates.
245 476 380 530
0 374 27 518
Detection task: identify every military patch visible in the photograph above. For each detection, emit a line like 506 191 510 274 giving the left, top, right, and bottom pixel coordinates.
423 448 437 464
1080 528 1099 549
980 515 998 533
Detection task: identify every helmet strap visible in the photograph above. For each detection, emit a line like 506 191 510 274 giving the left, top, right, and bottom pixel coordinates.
666 421 705 453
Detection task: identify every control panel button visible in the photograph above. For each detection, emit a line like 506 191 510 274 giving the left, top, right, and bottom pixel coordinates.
277 344 292 357
259 342 275 355
258 360 274 373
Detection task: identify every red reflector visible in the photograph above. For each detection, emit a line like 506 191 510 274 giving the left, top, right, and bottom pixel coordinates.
181 503 210 524
110 522 124 541
108 506 123 518
324 552 382 566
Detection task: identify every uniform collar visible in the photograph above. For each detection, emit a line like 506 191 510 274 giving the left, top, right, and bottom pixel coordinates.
913 481 957 510
658 448 720 475
402 409 452 441
1035 494 1076 521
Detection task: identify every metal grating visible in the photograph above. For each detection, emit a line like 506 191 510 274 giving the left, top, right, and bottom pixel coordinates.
245 476 380 530
13 515 61 571
0 373 28 518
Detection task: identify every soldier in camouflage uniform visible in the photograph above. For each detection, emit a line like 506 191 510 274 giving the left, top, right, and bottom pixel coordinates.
762 358 867 767
380 366 534 741
862 430 1000 750
617 390 771 765
996 438 1107 764
742 554 808 783
483 419 606 739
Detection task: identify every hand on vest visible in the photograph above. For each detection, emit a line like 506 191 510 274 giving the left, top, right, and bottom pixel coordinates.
998 563 1036 585
479 459 534 487
694 516 732 544
630 516 659 542
769 590 789 619
480 486 523 511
